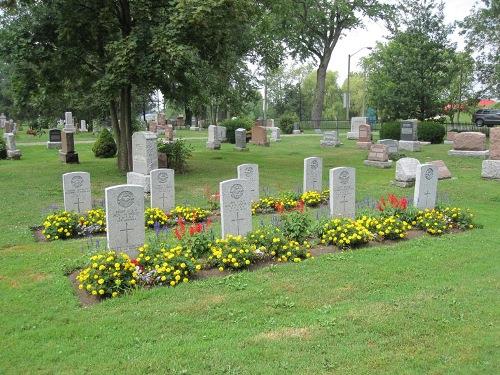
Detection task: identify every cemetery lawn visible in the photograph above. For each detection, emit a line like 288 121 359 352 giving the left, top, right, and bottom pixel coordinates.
1 135 499 374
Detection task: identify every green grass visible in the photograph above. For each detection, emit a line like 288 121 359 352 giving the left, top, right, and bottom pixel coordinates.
0 134 499 374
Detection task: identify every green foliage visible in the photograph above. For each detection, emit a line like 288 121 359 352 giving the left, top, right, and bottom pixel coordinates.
279 211 312 243
92 129 117 158
220 117 253 144
279 113 298 134
379 122 401 140
418 122 445 144
0 138 6 159
157 139 193 173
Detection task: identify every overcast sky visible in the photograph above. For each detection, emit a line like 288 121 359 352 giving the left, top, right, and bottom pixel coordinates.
329 0 478 85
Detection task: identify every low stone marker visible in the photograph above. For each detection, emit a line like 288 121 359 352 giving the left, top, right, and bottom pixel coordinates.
444 131 458 144
269 127 281 142
47 129 62 149
250 125 269 146
481 127 500 179
62 172 92 213
413 163 438 210
378 139 399 155
303 157 323 192
347 117 367 139
59 130 79 163
399 119 421 152
220 179 252 238
150 169 175 212
329 167 356 218
393 157 421 187
237 164 259 202
292 123 301 134
206 125 221 150
448 132 489 159
234 128 248 151
3 133 22 159
430 160 452 180
363 144 392 168
105 184 145 256
356 124 372 149
320 131 340 147
126 131 158 192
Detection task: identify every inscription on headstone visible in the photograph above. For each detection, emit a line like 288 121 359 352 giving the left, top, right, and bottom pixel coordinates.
150 169 175 212
62 172 92 213
220 179 252 238
329 167 356 218
303 157 323 192
413 164 438 210
237 164 259 202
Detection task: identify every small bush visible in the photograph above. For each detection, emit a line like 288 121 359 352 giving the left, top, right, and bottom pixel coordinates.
145 207 171 228
173 220 215 258
220 117 253 144
379 122 401 140
170 205 210 223
418 121 445 144
208 235 258 271
157 139 193 173
77 208 106 236
279 113 298 134
92 128 117 158
280 211 312 243
320 218 373 249
0 138 6 159
300 191 322 207
42 211 80 240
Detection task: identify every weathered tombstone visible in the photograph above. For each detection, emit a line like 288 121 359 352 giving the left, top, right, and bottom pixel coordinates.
269 127 281 142
164 124 174 141
444 131 458 145
46 129 62 149
292 123 301 134
62 172 92 213
148 120 158 134
251 125 269 146
64 111 76 133
393 157 420 187
105 184 145 256
0 113 5 128
320 131 340 147
413 164 438 210
126 131 158 192
399 119 420 152
150 169 175 212
481 127 500 179
378 139 399 155
4 120 13 133
430 160 452 179
347 117 367 139
218 126 227 142
329 167 356 219
237 164 259 202
303 157 323 192
220 179 252 238
206 125 221 150
3 133 22 159
266 119 275 127
59 130 79 163
363 144 392 168
356 124 372 149
80 120 88 132
449 132 489 159
234 128 248 151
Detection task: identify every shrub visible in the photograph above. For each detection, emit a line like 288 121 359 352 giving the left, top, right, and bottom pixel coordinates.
76 251 138 298
173 219 215 258
0 138 6 159
92 128 117 158
379 122 401 140
415 209 452 235
170 205 210 223
439 207 475 230
320 218 373 249
300 191 322 207
280 211 312 243
247 226 285 255
358 215 412 240
279 113 298 134
42 211 80 240
418 121 445 144
157 139 193 173
274 240 312 263
208 235 259 271
145 207 171 228
77 208 106 236
220 117 253 144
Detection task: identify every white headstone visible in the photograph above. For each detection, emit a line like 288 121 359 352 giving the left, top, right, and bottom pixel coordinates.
413 164 438 210
347 117 367 139
62 172 92 214
131 131 158 175
303 157 323 192
64 112 76 133
220 179 252 238
105 184 145 256
150 169 175 212
237 164 259 202
218 126 227 141
320 131 340 147
235 128 247 150
270 127 281 142
80 120 88 132
329 167 356 219
207 125 221 149
0 113 6 128
3 132 16 150
395 157 420 182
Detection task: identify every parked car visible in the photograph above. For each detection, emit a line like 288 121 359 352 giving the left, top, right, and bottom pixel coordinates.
472 109 500 127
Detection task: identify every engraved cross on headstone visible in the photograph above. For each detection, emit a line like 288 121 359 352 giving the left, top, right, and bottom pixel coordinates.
231 211 246 235
120 222 133 244
340 193 349 212
74 196 83 213
160 193 168 209
423 190 431 206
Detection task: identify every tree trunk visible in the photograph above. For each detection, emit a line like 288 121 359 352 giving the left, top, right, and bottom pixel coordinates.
311 63 328 129
185 106 192 128
119 84 133 171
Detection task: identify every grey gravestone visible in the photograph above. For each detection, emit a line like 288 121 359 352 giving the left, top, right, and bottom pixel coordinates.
270 127 281 142
206 125 221 149
47 128 62 149
347 117 367 139
378 139 399 154
413 163 438 210
320 131 340 147
80 120 88 132
0 113 5 128
218 126 227 142
59 130 79 163
400 119 418 141
62 172 92 214
127 131 158 192
303 157 323 192
64 111 76 133
329 167 356 218
237 164 259 202
394 157 420 187
3 133 22 159
5 120 13 133
220 179 252 238
105 184 145 256
150 168 175 212
234 128 248 151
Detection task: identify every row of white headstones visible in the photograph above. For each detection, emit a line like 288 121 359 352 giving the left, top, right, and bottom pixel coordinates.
61 158 438 256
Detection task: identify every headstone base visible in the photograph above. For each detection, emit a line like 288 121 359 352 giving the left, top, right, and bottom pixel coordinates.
58 151 79 163
127 172 151 192
64 127 76 133
320 141 340 147
234 146 249 152
363 160 393 168
7 150 22 160
189 126 200 131
47 141 62 149
448 150 489 159
419 141 431 146
206 141 221 150
399 140 421 152
347 132 359 140
314 129 322 134
444 140 454 145
481 160 500 179
392 180 415 188
293 130 301 134
356 142 372 150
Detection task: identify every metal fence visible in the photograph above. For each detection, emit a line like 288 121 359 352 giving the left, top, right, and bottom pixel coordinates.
297 120 381 131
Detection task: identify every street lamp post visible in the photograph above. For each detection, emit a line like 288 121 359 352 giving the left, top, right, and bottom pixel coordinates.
346 46 372 122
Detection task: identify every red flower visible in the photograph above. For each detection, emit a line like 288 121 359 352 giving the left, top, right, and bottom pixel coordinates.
295 200 305 213
189 226 196 236
275 202 285 214
130 258 139 266
400 197 408 209
206 218 212 228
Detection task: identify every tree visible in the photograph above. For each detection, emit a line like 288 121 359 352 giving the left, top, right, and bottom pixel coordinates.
341 73 368 118
363 0 456 120
459 0 500 98
267 0 391 128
